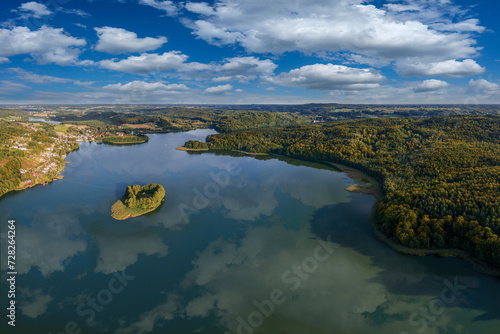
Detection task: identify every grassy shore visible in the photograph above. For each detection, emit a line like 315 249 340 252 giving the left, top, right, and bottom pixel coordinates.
324 162 382 198
176 146 209 151
111 201 160 220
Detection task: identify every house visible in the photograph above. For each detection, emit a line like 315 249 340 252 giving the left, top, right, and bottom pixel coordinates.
117 132 124 136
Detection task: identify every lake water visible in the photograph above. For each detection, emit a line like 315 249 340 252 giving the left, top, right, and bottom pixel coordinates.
28 118 61 124
1 129 499 334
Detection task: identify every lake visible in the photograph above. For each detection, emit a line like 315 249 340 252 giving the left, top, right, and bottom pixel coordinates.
1 129 499 334
28 118 61 124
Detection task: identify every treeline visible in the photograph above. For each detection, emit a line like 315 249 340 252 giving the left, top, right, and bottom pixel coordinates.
0 121 30 196
53 108 313 133
102 135 149 144
184 116 500 269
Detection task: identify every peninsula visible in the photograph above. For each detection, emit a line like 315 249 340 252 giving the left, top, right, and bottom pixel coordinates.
111 184 165 220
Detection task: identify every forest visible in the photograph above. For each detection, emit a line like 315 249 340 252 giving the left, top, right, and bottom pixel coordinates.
51 107 313 133
102 134 149 144
111 184 165 220
183 116 500 269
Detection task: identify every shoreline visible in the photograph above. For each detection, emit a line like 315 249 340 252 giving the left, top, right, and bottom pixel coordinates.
102 140 148 145
193 147 500 278
329 161 500 278
176 146 209 151
13 165 69 194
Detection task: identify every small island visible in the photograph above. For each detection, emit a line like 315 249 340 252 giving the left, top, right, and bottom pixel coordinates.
102 134 149 145
111 184 165 220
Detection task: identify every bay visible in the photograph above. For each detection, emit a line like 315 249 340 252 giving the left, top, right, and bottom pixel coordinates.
1 129 499 334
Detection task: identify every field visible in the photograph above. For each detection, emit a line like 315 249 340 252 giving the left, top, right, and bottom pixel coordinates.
122 123 157 129
54 124 70 133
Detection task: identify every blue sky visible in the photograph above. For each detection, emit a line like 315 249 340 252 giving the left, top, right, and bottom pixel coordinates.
0 0 499 104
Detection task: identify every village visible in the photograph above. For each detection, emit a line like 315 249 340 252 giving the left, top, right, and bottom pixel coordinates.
4 122 79 189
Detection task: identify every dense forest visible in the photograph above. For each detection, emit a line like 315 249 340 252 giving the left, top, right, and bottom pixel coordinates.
184 116 500 269
52 108 313 133
102 134 149 144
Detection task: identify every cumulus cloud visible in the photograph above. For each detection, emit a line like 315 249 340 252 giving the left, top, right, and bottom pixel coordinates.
95 27 167 54
182 0 482 63
139 0 179 16
0 25 86 65
269 64 386 91
14 211 87 276
93 228 168 274
204 84 233 94
20 289 53 319
18 1 52 18
413 79 449 93
396 59 485 78
103 80 189 92
213 56 277 82
184 2 216 16
468 79 499 95
99 52 210 74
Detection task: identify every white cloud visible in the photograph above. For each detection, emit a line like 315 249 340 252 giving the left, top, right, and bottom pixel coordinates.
93 228 168 274
468 79 499 95
14 211 87 276
431 19 486 33
185 2 216 16
413 79 449 93
116 294 181 334
396 59 485 78
18 2 52 18
205 84 233 94
19 289 53 319
384 3 422 12
174 225 394 334
218 57 276 74
73 23 87 29
0 57 10 64
99 52 210 74
74 80 94 86
103 80 189 92
0 80 30 95
0 25 86 65
60 8 91 17
139 0 179 16
9 68 71 84
214 56 277 82
182 0 482 63
269 64 386 91
95 27 167 54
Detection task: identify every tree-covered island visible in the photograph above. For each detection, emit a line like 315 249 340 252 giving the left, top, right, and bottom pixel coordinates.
111 184 165 220
102 134 149 145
